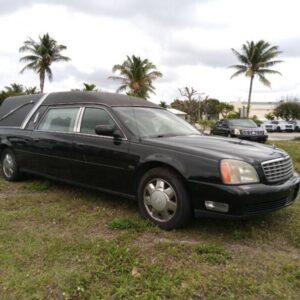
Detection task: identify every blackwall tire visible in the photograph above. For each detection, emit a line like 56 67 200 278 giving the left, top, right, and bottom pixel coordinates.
137 167 192 230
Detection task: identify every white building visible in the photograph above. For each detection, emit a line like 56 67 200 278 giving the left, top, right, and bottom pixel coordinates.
230 101 278 120
167 108 187 120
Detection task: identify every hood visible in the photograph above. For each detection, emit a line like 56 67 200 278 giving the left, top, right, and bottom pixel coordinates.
143 135 287 164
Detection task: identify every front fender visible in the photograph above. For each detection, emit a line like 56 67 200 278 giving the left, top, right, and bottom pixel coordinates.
141 153 187 177
0 138 13 148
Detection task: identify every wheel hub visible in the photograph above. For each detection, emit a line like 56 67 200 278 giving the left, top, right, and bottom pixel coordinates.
150 190 168 211
3 154 14 178
143 178 178 223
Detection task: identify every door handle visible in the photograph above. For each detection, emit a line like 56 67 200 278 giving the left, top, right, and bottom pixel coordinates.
75 143 85 150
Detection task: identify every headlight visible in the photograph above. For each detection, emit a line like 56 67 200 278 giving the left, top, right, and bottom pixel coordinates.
264 129 268 135
220 159 259 184
234 128 241 135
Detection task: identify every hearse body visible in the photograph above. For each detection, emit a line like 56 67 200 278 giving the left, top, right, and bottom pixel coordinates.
0 92 299 229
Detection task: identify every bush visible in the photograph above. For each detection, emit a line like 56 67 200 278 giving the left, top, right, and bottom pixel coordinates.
197 119 216 132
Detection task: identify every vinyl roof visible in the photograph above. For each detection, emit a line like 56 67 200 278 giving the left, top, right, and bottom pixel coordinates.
43 91 159 107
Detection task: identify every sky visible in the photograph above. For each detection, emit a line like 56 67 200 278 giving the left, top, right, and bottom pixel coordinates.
1 0 300 104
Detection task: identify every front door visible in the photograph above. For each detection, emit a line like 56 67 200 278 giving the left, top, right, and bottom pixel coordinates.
72 106 134 195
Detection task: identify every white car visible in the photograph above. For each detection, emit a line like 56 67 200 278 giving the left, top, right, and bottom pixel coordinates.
263 120 294 132
288 120 300 132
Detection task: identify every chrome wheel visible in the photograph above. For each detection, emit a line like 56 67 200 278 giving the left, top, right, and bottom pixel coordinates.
3 153 15 178
143 178 177 222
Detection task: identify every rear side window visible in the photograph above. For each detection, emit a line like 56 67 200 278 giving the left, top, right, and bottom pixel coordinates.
38 107 79 133
80 108 115 135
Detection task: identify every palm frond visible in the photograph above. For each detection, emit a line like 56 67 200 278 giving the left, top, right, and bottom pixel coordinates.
20 62 38 74
45 67 53 81
116 85 128 93
230 69 246 79
231 48 249 65
258 74 271 87
258 69 282 75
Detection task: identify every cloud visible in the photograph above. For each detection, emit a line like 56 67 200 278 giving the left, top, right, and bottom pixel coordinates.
160 39 235 68
1 0 300 103
277 36 300 58
51 64 119 91
0 0 215 28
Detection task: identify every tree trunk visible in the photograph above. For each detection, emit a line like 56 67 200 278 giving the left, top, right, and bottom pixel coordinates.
40 71 45 94
246 76 254 118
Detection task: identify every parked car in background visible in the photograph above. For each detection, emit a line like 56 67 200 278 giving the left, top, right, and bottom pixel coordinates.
285 121 295 132
0 92 299 229
264 120 294 132
288 120 300 132
211 118 268 143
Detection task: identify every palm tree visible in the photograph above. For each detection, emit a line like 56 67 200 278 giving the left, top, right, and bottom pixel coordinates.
230 40 282 117
25 86 39 95
5 83 24 93
108 55 162 99
19 33 70 93
83 83 97 91
159 101 167 108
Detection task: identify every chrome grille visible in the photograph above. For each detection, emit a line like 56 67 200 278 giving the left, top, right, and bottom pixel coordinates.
242 130 264 136
261 156 294 183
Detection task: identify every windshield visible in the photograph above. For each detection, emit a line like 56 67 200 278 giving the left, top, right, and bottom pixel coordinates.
229 119 257 128
114 107 200 138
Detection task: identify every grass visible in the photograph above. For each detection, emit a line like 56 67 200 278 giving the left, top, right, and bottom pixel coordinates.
0 140 299 299
107 217 152 231
195 243 231 264
23 179 52 191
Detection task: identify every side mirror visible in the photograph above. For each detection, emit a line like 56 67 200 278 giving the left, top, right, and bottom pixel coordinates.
95 124 123 139
95 124 115 136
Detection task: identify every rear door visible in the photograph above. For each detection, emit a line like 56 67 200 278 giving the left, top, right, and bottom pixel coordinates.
29 106 80 180
72 106 133 195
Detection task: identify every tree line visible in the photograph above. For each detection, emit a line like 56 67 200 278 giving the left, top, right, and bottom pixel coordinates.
265 97 300 121
0 33 284 120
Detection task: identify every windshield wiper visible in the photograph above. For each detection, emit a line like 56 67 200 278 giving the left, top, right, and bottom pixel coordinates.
147 133 176 138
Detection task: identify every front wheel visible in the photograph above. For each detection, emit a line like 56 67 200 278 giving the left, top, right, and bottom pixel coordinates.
137 167 192 230
1 148 21 181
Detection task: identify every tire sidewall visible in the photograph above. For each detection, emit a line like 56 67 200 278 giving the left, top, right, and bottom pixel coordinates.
1 148 19 181
137 167 192 230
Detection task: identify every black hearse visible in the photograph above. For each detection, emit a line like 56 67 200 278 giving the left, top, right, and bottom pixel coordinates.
211 118 268 143
0 92 299 229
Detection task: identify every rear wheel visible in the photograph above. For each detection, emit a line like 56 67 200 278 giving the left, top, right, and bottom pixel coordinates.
1 148 21 181
137 167 192 229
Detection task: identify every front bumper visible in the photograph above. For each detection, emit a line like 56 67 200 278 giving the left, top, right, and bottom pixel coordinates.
189 172 300 218
233 134 268 142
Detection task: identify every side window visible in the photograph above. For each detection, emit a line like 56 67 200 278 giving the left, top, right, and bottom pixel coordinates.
38 107 79 133
26 106 48 130
80 107 115 135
